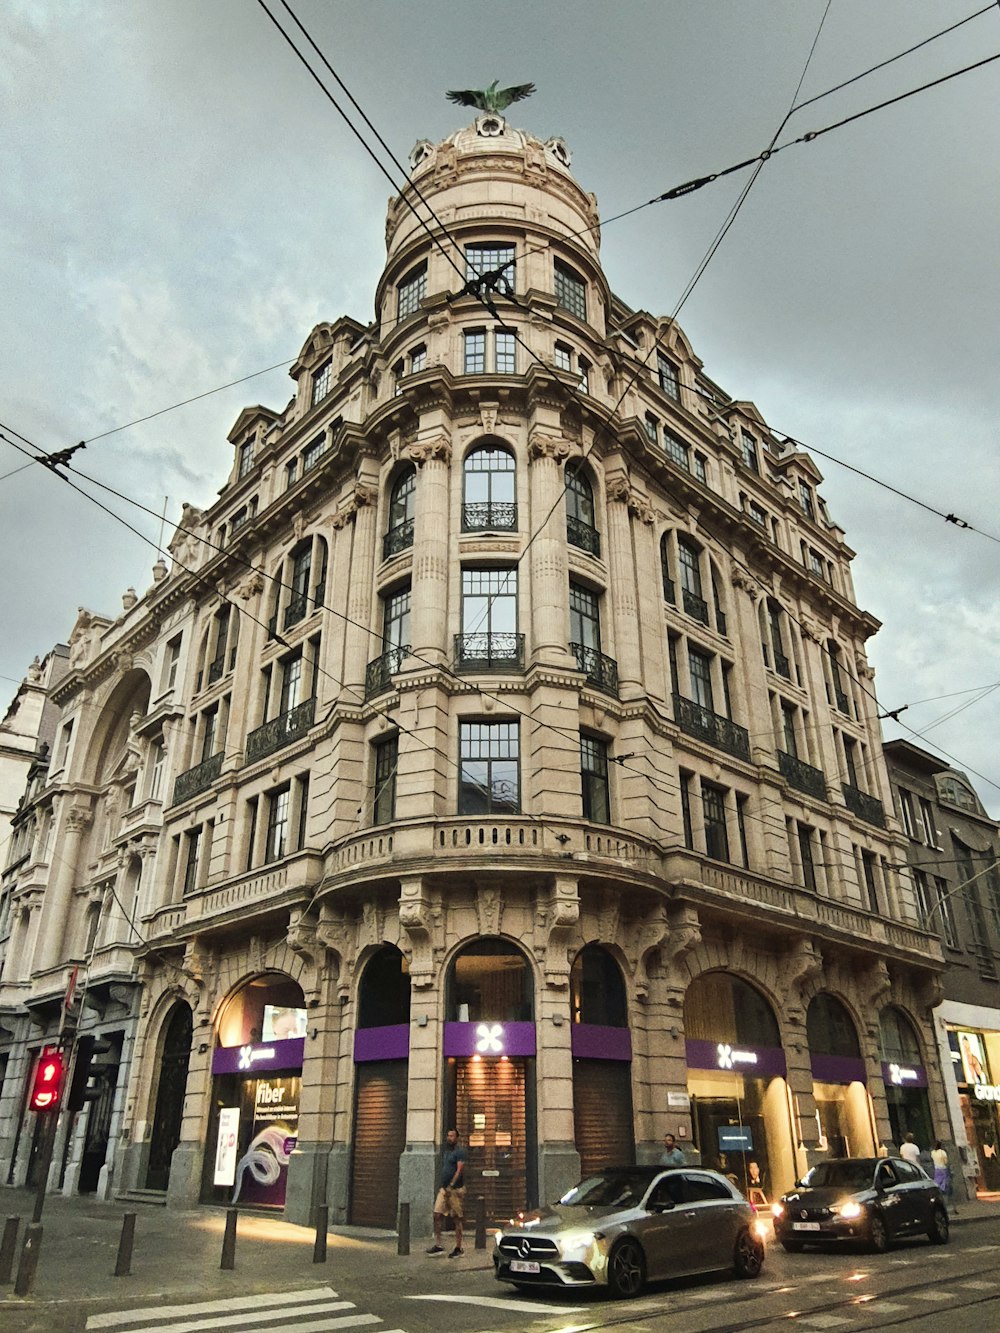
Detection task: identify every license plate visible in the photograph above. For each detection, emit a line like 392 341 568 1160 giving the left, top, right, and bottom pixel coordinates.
792 1222 821 1232
510 1260 540 1274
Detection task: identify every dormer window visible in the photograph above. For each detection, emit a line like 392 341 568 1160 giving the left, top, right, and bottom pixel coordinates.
311 359 332 407
740 431 759 473
237 438 254 479
798 480 816 521
397 262 427 320
657 354 679 402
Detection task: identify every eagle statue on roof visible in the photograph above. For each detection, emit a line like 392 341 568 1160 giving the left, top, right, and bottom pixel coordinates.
446 80 536 114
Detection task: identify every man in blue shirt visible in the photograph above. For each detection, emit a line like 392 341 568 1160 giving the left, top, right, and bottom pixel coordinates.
660 1133 686 1167
427 1127 467 1257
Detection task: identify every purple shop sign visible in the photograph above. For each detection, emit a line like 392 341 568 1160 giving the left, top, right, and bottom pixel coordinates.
685 1038 787 1078
571 1024 632 1062
212 1036 305 1076
811 1054 868 1085
881 1061 928 1089
443 1021 536 1058
354 1024 410 1063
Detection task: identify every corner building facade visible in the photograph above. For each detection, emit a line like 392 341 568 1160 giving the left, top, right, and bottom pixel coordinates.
1 113 950 1224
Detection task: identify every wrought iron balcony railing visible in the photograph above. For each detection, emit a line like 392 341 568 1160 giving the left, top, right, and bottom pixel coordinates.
454 632 524 670
283 591 310 630
462 501 518 533
682 588 710 627
365 645 410 699
842 783 886 828
570 642 619 697
382 518 415 560
778 750 828 800
673 694 751 762
566 515 601 558
172 751 223 806
245 697 316 765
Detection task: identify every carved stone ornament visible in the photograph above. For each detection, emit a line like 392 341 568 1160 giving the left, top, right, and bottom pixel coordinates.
628 493 655 525
65 806 94 835
606 477 632 506
626 906 675 1001
409 140 434 170
778 936 824 1004
527 432 571 464
237 573 265 601
476 884 503 938
730 563 759 596
534 877 580 988
479 403 499 435
398 879 442 989
406 437 452 468
798 612 821 642
546 136 572 167
475 113 506 137
863 958 893 1009
354 482 378 509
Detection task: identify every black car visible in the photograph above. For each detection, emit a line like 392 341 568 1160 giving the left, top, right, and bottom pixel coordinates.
772 1156 949 1253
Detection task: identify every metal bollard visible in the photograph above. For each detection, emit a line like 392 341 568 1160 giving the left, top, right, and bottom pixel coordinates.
114 1212 136 1277
312 1204 328 1264
13 1223 43 1297
396 1201 410 1256
474 1194 487 1250
0 1216 19 1285
220 1208 238 1270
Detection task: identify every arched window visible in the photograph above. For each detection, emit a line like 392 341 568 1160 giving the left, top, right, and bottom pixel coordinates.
448 939 533 1022
684 971 781 1047
383 466 416 558
358 946 411 1028
566 467 600 556
807 993 861 1058
462 446 516 532
660 532 675 603
677 537 708 625
215 971 306 1047
571 945 627 1027
879 1006 923 1065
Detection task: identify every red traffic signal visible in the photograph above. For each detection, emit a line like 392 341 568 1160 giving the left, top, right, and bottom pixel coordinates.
29 1046 65 1113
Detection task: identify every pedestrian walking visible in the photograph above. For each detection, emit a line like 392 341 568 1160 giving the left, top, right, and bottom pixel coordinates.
427 1127 466 1257
899 1132 921 1166
931 1141 957 1215
660 1133 685 1167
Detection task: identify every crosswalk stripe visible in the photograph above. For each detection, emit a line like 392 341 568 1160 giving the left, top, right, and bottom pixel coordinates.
126 1302 355 1333
275 1318 382 1333
87 1288 340 1329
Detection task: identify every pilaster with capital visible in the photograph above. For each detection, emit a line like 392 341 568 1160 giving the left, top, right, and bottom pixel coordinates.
37 803 93 973
604 478 644 699
407 435 451 662
533 875 582 1197
342 471 380 694
527 430 574 666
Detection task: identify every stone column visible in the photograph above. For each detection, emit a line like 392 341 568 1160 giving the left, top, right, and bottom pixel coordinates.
37 803 92 973
527 431 574 667
632 510 667 704
408 437 451 664
604 477 643 699
535 875 582 1203
342 474 380 698
285 929 338 1226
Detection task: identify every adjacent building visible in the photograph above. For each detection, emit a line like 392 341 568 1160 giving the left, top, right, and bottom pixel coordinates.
0 110 952 1225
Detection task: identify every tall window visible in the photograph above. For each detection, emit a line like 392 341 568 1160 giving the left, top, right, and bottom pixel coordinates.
766 601 790 678
912 868 933 925
581 734 610 823
703 784 729 861
554 260 586 320
200 706 219 764
569 581 602 651
662 429 690 471
279 652 303 714
861 850 879 913
463 329 486 374
554 342 573 372
797 823 817 891
465 243 515 295
677 538 703 599
919 797 937 845
463 330 515 374
463 446 516 531
495 331 516 374
237 438 255 478
566 468 598 554
934 876 959 946
780 703 798 757
657 354 679 401
164 635 182 691
183 827 202 895
397 262 427 320
287 542 312 628
373 734 398 826
409 344 427 374
265 786 291 862
311 359 332 406
382 583 411 650
461 569 517 651
688 647 714 712
459 721 519 814
799 480 816 521
385 466 416 557
898 788 918 839
740 431 759 472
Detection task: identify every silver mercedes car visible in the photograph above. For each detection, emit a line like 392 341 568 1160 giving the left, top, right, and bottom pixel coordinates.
493 1166 766 1299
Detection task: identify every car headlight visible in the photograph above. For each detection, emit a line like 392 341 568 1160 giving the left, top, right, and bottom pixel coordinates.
556 1229 598 1255
771 1202 784 1218
833 1201 864 1220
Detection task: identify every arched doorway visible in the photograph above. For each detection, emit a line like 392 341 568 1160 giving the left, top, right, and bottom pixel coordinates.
684 971 794 1198
202 972 306 1209
879 1006 933 1151
445 939 535 1218
570 944 634 1174
145 1003 193 1191
807 992 873 1159
350 947 410 1227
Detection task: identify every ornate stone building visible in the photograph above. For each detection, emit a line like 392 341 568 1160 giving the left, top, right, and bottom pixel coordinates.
0 111 950 1225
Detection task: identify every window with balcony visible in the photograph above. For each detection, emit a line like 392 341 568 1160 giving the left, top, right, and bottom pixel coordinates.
457 568 519 667
677 537 709 626
367 586 411 698
200 705 220 765
203 605 239 686
466 243 515 295
580 733 610 823
397 261 427 320
672 639 749 762
657 353 680 401
688 647 714 713
373 734 398 826
384 465 416 558
566 466 599 556
271 536 327 635
459 720 520 815
554 260 586 320
311 359 332 406
247 640 318 764
463 445 516 531
570 581 617 695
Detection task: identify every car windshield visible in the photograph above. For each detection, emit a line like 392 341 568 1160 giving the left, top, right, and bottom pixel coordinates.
801 1160 876 1190
559 1171 652 1209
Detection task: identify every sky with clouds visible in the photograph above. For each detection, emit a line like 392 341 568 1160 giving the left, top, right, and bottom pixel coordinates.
2 0 999 812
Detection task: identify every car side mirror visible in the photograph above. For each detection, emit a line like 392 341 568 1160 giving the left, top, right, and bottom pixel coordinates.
649 1199 675 1213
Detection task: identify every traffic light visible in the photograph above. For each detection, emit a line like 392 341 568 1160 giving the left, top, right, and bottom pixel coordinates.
66 1035 112 1113
28 1046 65 1113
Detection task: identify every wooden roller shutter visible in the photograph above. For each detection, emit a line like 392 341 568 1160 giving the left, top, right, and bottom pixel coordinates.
455 1057 527 1222
350 1060 408 1227
573 1059 635 1177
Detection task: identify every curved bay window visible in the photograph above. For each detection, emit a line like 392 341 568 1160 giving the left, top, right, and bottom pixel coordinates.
383 466 416 559
446 940 535 1217
807 992 873 1159
203 972 306 1210
879 1005 933 1151
566 467 600 556
463 445 516 532
685 972 794 1199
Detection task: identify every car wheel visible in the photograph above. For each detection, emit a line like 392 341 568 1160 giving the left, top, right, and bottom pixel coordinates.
927 1205 950 1245
868 1212 888 1254
607 1237 646 1299
733 1229 764 1278
781 1239 805 1253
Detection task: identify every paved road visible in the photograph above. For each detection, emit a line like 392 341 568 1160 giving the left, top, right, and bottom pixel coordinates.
2 1198 999 1332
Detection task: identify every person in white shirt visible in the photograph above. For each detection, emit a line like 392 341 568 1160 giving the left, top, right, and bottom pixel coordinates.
899 1132 921 1165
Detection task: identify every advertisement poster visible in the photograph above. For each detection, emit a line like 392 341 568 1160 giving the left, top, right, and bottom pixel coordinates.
213 1107 240 1186
261 1005 308 1041
231 1076 300 1207
959 1031 989 1086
